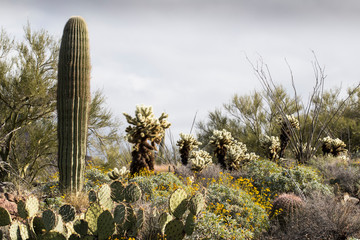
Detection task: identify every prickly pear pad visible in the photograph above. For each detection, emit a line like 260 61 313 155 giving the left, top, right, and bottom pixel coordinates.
165 219 185 240
169 189 188 218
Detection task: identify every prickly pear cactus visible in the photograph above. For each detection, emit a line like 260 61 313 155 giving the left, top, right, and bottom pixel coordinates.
124 182 142 203
85 202 103 235
176 133 202 165
88 189 97 203
123 105 171 175
122 205 136 232
26 195 39 219
189 192 205 216
31 216 46 236
97 184 113 210
110 180 125 202
189 150 213 172
164 219 185 240
169 189 188 219
114 203 127 225
59 204 76 222
0 206 11 226
39 231 67 240
73 219 88 237
97 210 115 240
159 212 173 235
42 209 57 232
136 207 145 229
184 213 196 235
9 220 29 240
17 200 28 219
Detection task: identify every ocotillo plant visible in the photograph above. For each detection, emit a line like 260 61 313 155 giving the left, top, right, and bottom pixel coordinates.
123 105 171 175
57 16 91 194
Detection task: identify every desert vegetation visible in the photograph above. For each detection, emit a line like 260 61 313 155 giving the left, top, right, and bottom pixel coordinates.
1 17 360 240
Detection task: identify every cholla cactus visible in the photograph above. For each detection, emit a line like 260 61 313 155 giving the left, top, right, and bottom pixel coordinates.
123 105 171 175
189 150 213 172
277 115 300 158
277 115 300 130
226 141 259 171
294 142 314 160
321 136 347 157
108 167 129 180
260 135 281 161
177 133 202 165
209 129 234 169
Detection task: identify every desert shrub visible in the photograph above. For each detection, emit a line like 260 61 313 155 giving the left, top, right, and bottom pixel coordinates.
173 164 194 180
244 159 332 198
195 164 224 186
310 156 360 198
193 211 254 239
130 172 185 200
207 183 269 236
84 165 111 190
262 192 360 240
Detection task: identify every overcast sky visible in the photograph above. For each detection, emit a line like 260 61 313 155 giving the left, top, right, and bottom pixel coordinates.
1 0 360 142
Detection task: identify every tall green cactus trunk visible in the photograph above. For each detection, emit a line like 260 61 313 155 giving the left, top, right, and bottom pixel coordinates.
57 16 91 194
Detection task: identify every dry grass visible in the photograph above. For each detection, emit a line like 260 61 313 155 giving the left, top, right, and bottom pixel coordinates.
63 191 89 213
154 164 175 173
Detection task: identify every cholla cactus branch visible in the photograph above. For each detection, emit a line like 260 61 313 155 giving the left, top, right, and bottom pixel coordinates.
123 105 171 175
189 150 213 172
321 136 347 157
277 115 300 158
176 133 202 165
209 129 234 169
226 141 259 170
260 135 281 161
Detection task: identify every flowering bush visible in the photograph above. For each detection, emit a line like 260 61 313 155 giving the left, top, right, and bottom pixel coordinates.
206 183 269 236
244 159 331 198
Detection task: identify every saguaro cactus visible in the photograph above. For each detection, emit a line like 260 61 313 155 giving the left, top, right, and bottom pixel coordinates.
57 16 91 193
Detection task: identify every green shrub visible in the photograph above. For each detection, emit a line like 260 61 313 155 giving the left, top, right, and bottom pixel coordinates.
84 166 111 190
244 159 332 198
194 211 254 239
206 183 269 236
131 172 185 200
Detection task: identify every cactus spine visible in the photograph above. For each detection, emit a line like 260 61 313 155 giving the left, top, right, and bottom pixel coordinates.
57 16 91 193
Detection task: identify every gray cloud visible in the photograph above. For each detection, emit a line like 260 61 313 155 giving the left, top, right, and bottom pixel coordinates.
1 0 360 143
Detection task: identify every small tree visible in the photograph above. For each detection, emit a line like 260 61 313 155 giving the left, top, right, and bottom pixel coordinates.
0 25 58 181
123 105 171 175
